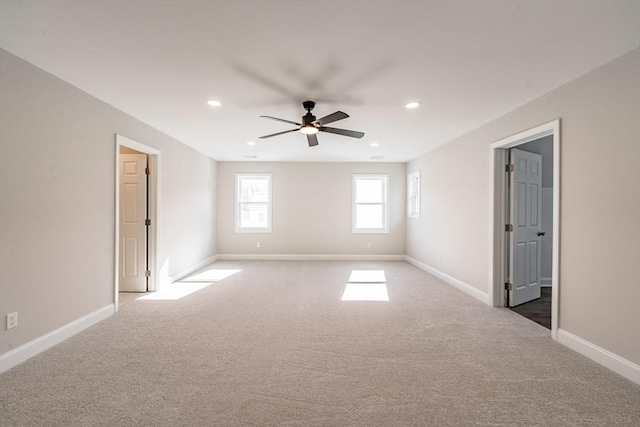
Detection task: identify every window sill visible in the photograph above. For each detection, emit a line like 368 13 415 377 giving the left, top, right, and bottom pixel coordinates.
235 228 272 234
352 229 389 234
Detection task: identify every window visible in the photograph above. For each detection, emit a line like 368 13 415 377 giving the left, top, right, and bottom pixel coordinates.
352 174 389 234
407 170 420 218
236 174 272 233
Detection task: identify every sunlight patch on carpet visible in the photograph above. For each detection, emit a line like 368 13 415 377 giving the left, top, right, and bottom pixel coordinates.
138 282 213 300
341 282 389 301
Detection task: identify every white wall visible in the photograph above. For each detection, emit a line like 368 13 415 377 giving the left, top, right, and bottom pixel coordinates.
407 48 640 365
217 162 406 256
0 49 218 355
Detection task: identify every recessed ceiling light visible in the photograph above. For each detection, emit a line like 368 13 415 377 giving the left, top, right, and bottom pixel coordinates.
370 142 379 147
405 101 420 109
371 156 385 160
247 141 256 146
206 99 221 107
244 155 257 160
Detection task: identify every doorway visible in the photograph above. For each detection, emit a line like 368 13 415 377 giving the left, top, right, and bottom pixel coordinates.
119 147 148 293
115 135 160 313
489 120 560 339
505 137 554 329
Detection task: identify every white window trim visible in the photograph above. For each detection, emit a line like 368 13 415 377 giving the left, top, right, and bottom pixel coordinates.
352 174 389 234
235 173 272 233
407 169 420 219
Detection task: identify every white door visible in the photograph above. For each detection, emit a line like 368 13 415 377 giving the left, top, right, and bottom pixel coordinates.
119 153 148 292
508 148 542 306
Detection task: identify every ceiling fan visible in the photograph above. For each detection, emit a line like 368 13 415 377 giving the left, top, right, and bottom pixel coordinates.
259 100 364 147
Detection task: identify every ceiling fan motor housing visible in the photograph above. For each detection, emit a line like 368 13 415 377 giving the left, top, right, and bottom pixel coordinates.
302 101 317 127
302 112 317 126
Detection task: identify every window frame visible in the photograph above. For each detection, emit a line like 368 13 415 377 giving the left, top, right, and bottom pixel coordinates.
352 174 389 234
235 173 273 233
407 169 421 219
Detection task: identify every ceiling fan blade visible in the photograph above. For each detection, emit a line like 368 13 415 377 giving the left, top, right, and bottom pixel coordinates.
319 126 365 139
260 115 301 126
313 111 349 126
259 129 299 139
307 134 319 147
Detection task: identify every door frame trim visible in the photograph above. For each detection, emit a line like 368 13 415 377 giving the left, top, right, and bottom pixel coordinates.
114 135 161 313
488 119 560 339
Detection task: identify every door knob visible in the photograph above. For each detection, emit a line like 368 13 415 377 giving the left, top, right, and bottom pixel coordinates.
537 231 546 236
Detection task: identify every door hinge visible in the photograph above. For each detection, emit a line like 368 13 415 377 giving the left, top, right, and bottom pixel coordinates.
505 224 513 232
505 282 513 291
145 167 150 175
145 219 151 226
145 270 151 277
506 164 514 172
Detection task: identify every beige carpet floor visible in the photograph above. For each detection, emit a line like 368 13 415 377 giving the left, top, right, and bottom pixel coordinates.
1 260 639 426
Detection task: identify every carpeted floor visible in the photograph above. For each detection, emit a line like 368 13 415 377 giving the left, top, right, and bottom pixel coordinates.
1 260 639 426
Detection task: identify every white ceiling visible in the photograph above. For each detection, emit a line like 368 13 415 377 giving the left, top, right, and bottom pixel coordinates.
1 1 638 162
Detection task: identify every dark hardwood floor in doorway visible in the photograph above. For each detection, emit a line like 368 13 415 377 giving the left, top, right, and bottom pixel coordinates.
508 287 551 329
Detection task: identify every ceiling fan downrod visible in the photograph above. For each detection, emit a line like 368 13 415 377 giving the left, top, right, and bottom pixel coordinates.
302 100 316 113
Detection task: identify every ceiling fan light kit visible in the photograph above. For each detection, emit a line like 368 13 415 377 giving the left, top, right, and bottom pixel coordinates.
300 125 319 135
259 100 364 147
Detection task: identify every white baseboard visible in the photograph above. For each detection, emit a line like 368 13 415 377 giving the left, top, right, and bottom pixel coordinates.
405 256 491 305
216 254 406 261
169 255 219 283
557 329 640 384
541 277 552 286
0 304 114 374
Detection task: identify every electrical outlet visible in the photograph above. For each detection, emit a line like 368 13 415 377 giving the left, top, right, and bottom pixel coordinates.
367 242 372 249
256 242 261 248
7 312 17 330
437 254 441 264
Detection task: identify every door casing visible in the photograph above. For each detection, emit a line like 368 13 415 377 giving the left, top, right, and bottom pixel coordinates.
114 135 161 313
488 119 560 339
